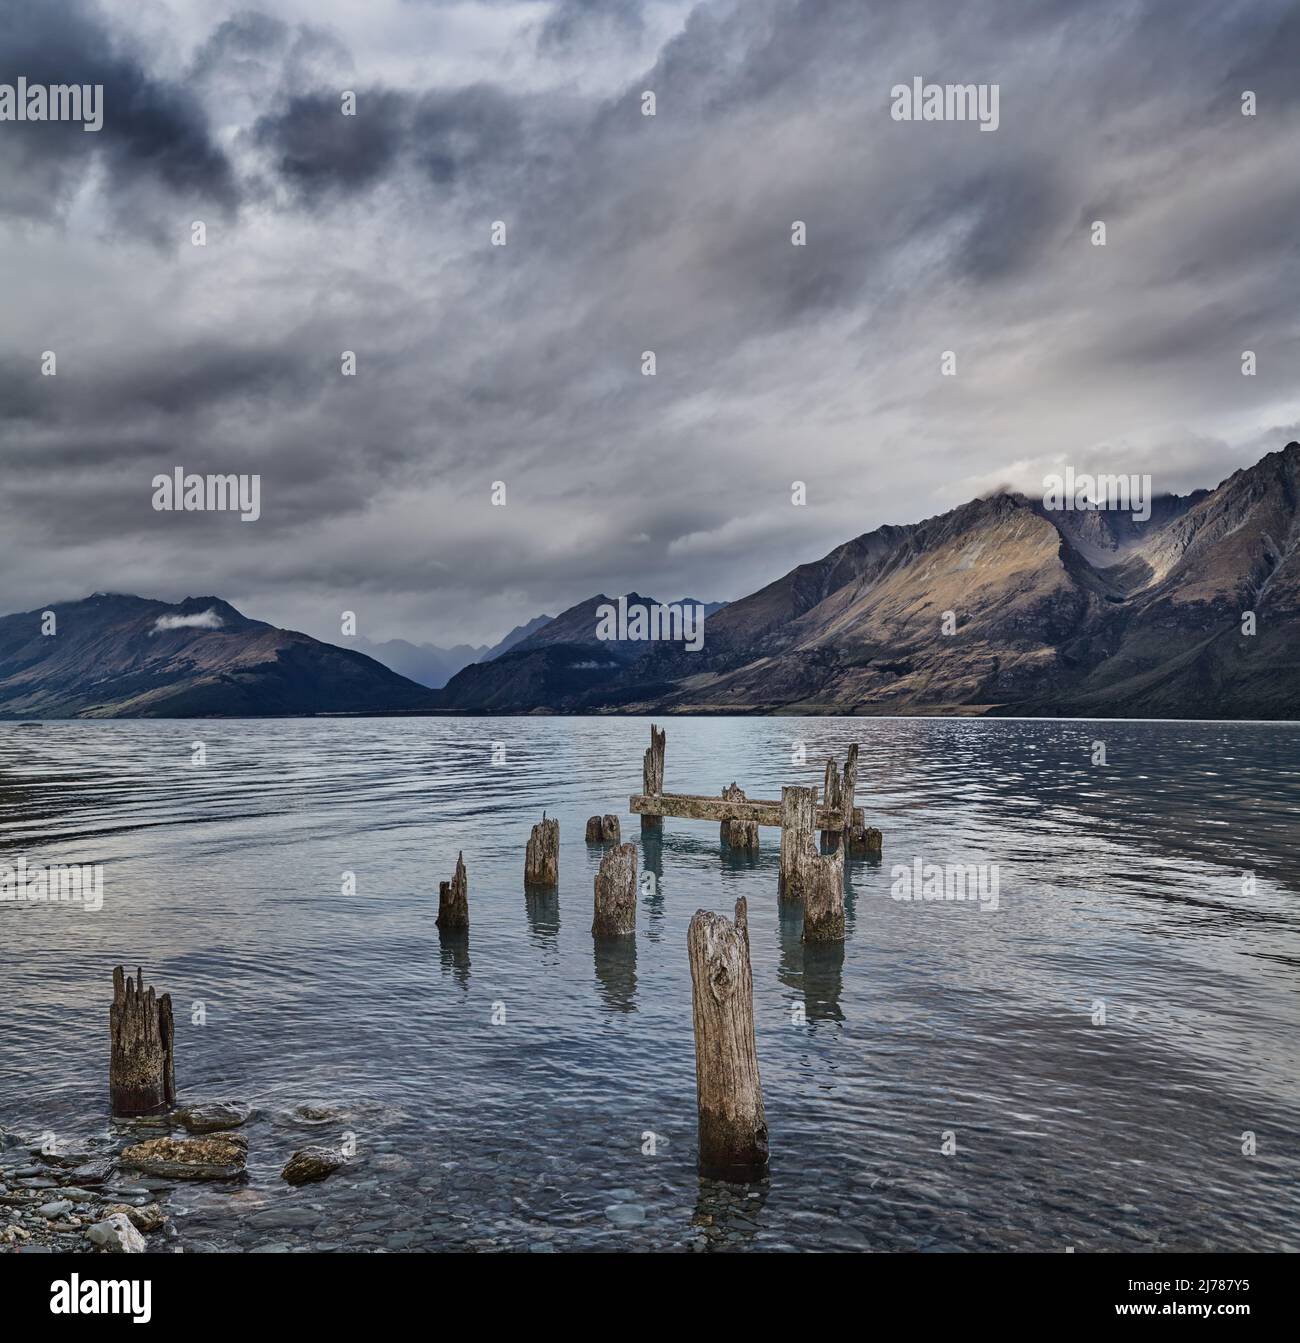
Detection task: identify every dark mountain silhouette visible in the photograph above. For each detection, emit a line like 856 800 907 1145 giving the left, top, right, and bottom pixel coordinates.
0 595 437 718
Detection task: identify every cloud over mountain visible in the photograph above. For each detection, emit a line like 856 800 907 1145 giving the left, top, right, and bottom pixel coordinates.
1 0 1297 651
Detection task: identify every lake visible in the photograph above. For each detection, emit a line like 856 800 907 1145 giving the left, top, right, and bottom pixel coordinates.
1 716 1297 1251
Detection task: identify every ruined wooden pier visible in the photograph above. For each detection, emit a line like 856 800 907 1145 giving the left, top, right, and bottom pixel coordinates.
629 726 878 903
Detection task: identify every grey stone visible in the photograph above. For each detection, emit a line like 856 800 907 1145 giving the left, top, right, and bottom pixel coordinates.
174 1102 251 1134
281 1145 349 1186
85 1213 146 1253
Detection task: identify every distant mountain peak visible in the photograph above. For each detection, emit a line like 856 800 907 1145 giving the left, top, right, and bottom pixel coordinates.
0 593 435 719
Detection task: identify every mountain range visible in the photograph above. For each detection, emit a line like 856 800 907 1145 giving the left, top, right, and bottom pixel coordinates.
1 443 1296 719
439 441 1300 719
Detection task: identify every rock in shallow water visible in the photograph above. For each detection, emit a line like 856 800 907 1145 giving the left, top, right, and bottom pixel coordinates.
69 1159 115 1185
119 1134 247 1181
174 1101 250 1134
85 1212 145 1253
102 1202 167 1233
281 1145 349 1186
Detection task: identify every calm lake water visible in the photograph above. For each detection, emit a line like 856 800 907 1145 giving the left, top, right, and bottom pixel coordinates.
1 716 1298 1252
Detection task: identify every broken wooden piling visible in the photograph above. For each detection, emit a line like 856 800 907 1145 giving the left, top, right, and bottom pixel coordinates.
820 759 841 849
720 783 759 851
592 842 637 936
687 897 768 1182
801 840 845 943
524 814 559 886
641 724 665 830
819 745 859 850
437 851 469 930
109 966 175 1117
778 785 815 901
845 821 883 857
585 814 621 843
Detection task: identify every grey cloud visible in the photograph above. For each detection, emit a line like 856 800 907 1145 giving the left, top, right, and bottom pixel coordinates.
0 0 237 230
2 0 1298 648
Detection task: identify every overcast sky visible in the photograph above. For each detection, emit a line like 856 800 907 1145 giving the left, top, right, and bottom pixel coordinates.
2 0 1298 648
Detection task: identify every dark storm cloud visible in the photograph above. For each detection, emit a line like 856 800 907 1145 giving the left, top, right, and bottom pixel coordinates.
1 0 1298 647
254 90 407 198
0 0 237 227
252 83 525 199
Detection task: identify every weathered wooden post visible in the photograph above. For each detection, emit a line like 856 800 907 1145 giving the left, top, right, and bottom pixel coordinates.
109 966 175 1117
848 821 886 854
524 814 559 886
585 814 622 843
844 757 882 855
778 785 814 901
819 758 842 849
802 839 845 942
437 851 469 930
687 898 768 1182
720 783 759 851
592 842 637 936
841 744 858 830
641 725 665 830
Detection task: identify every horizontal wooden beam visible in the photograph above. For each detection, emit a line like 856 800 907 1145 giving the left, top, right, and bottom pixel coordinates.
629 792 862 831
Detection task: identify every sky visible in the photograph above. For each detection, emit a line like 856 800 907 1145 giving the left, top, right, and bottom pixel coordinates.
2 0 1298 648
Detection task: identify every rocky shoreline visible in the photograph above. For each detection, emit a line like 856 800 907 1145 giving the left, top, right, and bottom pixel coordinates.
1 1103 352 1254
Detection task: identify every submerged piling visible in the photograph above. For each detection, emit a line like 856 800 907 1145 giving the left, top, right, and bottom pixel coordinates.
720 783 759 851
778 785 815 900
687 898 768 1182
845 823 883 856
524 814 560 886
586 814 621 843
801 840 845 943
641 725 665 830
437 851 469 930
592 842 637 936
109 966 175 1117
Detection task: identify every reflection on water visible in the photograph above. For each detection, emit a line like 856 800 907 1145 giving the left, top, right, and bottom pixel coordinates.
524 885 560 954
1 715 1298 1252
437 929 470 990
593 935 637 1014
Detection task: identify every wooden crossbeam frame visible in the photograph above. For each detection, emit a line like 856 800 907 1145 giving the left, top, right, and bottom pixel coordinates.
629 790 864 832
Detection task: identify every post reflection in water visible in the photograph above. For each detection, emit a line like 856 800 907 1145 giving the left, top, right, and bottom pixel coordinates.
775 899 845 1023
639 827 665 942
593 935 638 1013
524 884 560 955
437 928 470 989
